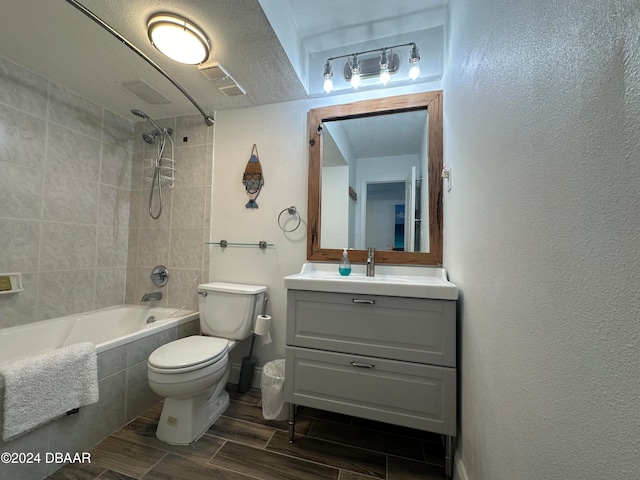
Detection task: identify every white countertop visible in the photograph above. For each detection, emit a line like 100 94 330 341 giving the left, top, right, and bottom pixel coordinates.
284 263 458 300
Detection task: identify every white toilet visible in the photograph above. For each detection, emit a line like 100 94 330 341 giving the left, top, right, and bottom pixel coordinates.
147 282 267 445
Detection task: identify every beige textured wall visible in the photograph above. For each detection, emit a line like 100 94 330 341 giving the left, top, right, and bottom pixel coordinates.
444 1 640 478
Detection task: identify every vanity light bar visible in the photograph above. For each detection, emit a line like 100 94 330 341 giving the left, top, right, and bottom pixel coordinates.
323 42 420 93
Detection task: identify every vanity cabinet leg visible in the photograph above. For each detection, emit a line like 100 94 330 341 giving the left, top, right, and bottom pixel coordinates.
445 435 454 478
288 403 296 443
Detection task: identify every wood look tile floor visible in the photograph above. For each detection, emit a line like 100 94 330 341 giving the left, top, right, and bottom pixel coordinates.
47 385 446 480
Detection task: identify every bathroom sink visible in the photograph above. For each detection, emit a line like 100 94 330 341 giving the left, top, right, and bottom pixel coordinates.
284 263 458 300
321 274 415 283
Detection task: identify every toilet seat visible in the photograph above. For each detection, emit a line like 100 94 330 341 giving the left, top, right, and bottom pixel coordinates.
148 336 229 374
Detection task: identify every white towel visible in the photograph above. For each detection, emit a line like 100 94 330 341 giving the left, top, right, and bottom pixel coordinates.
1 342 99 441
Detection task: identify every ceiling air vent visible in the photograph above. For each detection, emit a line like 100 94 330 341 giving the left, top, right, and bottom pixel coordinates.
121 80 171 105
219 84 247 97
199 62 247 97
198 62 231 81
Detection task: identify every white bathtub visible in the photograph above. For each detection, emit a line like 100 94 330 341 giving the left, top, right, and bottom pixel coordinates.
0 305 200 480
0 305 199 366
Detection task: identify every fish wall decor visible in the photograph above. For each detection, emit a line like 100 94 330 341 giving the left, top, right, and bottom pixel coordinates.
242 144 264 208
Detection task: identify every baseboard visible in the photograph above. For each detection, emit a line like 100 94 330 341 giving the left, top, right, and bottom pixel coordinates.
229 362 263 390
454 453 470 480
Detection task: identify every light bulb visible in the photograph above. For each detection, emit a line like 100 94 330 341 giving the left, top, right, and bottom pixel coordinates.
323 76 334 93
379 50 390 85
323 61 333 93
350 56 360 89
351 71 361 89
409 64 420 80
408 44 420 81
380 67 390 85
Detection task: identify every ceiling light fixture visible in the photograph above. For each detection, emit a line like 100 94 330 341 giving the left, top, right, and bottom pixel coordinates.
148 13 210 65
323 42 420 93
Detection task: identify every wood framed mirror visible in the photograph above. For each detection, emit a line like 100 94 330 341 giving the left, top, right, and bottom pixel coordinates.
307 91 443 265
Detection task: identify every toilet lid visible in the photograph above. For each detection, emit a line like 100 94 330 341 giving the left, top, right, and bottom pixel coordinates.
148 336 228 370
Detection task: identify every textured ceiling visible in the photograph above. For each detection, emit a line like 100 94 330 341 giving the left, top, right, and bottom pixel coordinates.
0 0 446 123
0 0 307 122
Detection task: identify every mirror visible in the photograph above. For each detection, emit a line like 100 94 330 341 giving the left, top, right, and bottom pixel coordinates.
307 91 443 265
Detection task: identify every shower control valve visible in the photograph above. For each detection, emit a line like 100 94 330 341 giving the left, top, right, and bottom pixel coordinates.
150 265 169 287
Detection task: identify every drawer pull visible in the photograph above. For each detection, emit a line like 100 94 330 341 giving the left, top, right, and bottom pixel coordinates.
350 361 375 369
352 299 375 305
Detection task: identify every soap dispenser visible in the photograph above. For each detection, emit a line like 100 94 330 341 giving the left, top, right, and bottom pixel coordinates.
339 248 351 276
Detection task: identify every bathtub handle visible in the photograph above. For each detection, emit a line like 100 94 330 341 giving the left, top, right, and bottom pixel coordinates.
197 291 208 297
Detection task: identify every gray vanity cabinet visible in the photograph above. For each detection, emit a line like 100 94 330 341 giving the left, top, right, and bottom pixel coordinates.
284 289 457 436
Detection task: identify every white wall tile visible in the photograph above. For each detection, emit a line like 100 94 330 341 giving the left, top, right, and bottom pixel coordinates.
42 173 98 224
171 186 205 228
0 55 48 113
101 142 133 189
174 145 208 187
0 272 37 328
39 223 97 271
97 225 128 268
37 269 96 320
0 161 43 220
139 187 173 229
167 268 202 312
169 228 204 269
95 267 126 309
46 123 101 182
175 114 213 147
47 83 102 140
0 103 46 169
137 227 170 268
103 109 135 151
0 59 136 330
0 219 40 272
98 184 130 228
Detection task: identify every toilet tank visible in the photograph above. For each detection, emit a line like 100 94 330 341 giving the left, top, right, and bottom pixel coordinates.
197 282 267 340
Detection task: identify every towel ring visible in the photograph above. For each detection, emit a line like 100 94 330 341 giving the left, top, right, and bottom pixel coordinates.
278 206 301 232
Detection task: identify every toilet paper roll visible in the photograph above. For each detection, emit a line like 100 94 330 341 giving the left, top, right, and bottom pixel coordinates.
254 314 272 345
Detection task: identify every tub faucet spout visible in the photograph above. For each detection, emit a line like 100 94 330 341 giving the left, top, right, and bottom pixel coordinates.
141 291 162 302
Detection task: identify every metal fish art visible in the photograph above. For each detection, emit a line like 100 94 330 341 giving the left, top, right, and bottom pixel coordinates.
242 144 264 208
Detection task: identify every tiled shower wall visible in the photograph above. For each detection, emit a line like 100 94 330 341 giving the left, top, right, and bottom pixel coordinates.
0 53 214 330
0 55 133 328
125 115 212 312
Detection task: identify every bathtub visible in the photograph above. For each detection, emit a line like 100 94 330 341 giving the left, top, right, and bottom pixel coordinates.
0 305 200 480
0 305 199 367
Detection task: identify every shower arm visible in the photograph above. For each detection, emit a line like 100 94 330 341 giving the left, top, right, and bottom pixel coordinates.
64 0 215 127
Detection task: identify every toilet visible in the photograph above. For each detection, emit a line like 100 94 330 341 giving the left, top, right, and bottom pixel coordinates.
147 282 267 445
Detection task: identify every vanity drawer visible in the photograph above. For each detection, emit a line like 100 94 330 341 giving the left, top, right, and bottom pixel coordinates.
286 290 456 367
285 346 456 435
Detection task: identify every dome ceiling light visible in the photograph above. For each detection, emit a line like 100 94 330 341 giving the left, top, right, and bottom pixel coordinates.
148 13 210 65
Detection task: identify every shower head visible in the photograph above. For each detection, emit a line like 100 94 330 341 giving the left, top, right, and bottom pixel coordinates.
142 131 159 145
130 109 147 119
130 109 163 133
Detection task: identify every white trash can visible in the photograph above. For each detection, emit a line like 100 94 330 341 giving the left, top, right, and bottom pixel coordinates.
260 359 288 420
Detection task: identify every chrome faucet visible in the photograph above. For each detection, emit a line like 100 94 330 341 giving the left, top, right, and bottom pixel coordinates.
141 291 162 302
366 247 375 277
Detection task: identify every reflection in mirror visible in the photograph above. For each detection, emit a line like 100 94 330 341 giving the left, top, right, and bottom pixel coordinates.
307 91 443 265
320 110 428 252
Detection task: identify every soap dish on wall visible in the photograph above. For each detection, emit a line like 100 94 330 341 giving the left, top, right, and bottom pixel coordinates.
0 272 24 294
